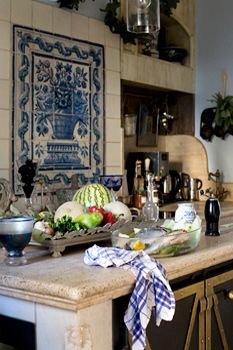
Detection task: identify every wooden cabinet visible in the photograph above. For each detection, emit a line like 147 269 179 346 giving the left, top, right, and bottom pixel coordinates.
146 281 205 350
205 269 233 350
113 265 233 350
144 269 233 350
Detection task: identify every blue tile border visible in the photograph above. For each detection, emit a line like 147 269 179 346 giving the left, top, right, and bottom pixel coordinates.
12 25 105 194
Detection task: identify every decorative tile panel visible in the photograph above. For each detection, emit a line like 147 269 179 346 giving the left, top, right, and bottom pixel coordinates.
12 25 105 194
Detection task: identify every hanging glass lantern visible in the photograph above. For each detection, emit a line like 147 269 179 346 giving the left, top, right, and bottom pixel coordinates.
126 0 160 34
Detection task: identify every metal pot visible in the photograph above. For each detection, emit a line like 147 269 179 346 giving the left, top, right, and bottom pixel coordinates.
190 178 203 201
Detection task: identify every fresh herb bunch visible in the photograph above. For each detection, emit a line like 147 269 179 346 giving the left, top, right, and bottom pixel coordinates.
53 215 80 233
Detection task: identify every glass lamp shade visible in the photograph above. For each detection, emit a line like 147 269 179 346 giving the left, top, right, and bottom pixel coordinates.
126 0 160 33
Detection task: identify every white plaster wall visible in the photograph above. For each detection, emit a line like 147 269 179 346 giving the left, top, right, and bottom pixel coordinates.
195 0 233 182
0 0 123 185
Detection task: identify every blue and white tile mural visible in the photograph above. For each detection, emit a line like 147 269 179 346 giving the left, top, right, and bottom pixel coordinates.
13 25 104 194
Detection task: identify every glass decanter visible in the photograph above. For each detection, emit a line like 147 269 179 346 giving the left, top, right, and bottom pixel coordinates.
142 173 159 222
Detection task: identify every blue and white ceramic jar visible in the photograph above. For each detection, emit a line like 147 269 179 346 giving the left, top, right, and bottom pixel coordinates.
175 203 196 223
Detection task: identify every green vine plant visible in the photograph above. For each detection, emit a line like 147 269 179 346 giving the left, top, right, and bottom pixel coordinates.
212 93 233 134
58 0 180 44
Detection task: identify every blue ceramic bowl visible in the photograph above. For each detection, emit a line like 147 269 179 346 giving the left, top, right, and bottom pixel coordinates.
99 175 123 191
0 216 34 265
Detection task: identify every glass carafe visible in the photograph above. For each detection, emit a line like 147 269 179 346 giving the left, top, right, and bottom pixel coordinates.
142 174 159 222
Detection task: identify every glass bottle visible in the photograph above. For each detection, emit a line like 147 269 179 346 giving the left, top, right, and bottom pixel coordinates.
133 160 145 207
142 174 159 222
133 160 144 192
205 193 221 236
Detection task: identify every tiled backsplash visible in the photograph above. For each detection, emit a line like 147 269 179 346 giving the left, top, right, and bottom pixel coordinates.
0 0 123 193
13 25 105 193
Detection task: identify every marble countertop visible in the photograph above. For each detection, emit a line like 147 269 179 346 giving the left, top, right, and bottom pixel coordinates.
1 203 233 311
160 200 233 219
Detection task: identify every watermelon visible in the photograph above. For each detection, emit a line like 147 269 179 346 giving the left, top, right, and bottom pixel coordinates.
73 184 111 208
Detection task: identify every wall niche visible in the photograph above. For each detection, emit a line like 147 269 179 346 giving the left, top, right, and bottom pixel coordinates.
122 84 195 148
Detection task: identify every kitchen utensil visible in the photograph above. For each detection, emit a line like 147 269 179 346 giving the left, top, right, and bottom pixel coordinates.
124 114 137 136
160 170 181 203
190 178 203 201
0 216 34 266
181 173 191 200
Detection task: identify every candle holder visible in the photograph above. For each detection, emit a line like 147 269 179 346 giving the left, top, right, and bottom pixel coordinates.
18 159 39 210
126 0 160 34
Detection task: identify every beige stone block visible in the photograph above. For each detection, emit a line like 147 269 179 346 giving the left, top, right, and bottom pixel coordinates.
105 142 121 167
89 18 105 45
105 47 120 72
105 94 121 119
0 109 10 139
0 139 9 168
105 71 120 95
104 166 122 175
53 7 71 37
0 50 10 79
0 21 10 50
32 2 53 32
105 118 121 142
121 52 138 82
0 0 10 21
0 80 10 109
71 13 88 41
104 27 120 49
11 0 32 26
0 169 9 180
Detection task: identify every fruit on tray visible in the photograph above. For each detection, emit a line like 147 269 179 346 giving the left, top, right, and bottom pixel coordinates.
74 212 104 229
103 201 132 221
88 206 116 225
73 184 111 208
54 201 84 222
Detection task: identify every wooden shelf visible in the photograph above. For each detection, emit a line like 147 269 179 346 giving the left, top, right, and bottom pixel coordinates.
121 51 195 93
120 0 195 94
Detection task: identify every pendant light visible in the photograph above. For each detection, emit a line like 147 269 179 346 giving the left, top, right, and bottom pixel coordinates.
126 0 160 34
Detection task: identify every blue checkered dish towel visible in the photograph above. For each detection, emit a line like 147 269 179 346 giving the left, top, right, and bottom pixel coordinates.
84 244 175 350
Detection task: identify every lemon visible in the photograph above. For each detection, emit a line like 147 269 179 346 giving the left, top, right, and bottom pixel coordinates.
132 240 145 250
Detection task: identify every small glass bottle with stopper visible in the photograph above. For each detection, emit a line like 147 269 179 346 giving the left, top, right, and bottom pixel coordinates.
205 192 221 236
142 173 159 222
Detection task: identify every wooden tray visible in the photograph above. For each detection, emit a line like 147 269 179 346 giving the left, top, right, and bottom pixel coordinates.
30 220 128 257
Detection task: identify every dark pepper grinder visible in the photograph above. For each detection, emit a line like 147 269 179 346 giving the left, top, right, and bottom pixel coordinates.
205 193 221 236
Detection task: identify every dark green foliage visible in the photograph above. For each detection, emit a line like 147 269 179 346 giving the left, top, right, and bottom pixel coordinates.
58 0 94 11
54 215 80 233
100 0 138 44
212 93 233 132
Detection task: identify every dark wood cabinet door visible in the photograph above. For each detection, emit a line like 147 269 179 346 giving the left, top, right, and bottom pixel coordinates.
206 270 233 350
146 281 205 350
